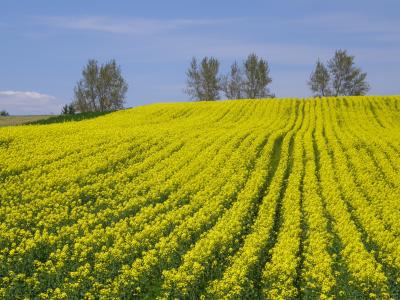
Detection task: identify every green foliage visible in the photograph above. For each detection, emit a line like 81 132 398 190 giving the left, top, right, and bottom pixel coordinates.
61 104 76 115
222 61 244 99
61 105 69 115
309 50 369 97
328 50 369 96
68 104 76 115
192 54 274 101
74 59 128 112
0 110 10 116
308 59 331 97
185 57 222 101
243 53 273 99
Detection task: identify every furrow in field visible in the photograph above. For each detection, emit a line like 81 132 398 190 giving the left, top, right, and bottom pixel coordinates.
324 99 400 297
369 97 400 133
261 100 308 299
333 99 400 236
205 101 300 299
314 99 390 299
343 98 400 187
299 100 337 299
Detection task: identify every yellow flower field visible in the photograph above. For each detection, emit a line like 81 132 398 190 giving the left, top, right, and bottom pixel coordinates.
1 96 399 299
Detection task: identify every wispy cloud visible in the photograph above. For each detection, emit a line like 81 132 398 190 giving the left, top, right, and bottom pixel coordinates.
41 13 400 38
288 12 400 40
44 16 233 35
141 36 333 66
0 91 62 115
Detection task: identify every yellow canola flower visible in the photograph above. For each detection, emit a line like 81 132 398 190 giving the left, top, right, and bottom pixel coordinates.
0 96 399 299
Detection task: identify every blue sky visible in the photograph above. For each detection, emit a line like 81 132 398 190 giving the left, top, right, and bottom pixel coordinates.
1 0 399 115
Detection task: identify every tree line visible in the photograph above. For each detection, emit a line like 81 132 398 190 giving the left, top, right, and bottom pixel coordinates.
59 49 369 115
186 49 369 101
185 54 274 101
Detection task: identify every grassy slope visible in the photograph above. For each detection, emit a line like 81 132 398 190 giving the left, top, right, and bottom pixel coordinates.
27 111 113 125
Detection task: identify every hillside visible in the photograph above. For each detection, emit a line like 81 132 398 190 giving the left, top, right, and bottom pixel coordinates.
1 96 400 299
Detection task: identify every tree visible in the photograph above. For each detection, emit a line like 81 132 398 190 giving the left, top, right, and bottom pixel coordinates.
68 104 76 115
0 110 9 116
222 61 243 99
61 104 76 115
328 50 369 96
309 50 369 97
185 57 221 101
308 59 331 97
74 59 98 112
243 54 273 99
61 105 69 115
73 59 128 112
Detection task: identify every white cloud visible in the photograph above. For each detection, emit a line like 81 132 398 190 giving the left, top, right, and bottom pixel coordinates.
45 16 232 35
0 91 63 115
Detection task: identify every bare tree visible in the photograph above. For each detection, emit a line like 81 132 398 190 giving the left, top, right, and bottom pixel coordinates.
222 61 243 99
308 59 331 97
243 54 273 99
74 59 128 112
185 57 221 101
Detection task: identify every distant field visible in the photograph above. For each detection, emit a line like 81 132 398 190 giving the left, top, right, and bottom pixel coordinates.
0 115 53 127
0 112 112 127
0 96 400 299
